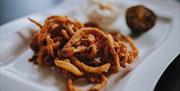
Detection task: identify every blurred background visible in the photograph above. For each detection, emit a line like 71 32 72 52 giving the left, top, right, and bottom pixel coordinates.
0 0 62 25
0 0 179 25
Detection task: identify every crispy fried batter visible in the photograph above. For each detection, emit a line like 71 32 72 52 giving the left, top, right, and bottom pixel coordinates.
29 15 138 91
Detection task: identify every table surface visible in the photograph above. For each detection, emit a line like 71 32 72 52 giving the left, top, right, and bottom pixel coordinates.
154 54 180 91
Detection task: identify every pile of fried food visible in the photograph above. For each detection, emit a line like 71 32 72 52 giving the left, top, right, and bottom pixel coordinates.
29 15 138 91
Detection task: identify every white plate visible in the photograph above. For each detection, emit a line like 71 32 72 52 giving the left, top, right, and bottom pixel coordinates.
0 0 180 91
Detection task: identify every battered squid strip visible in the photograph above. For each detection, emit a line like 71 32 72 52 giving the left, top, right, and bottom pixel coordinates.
106 34 120 72
44 35 54 56
66 24 75 36
61 29 70 40
88 44 98 59
37 47 44 64
71 57 110 74
55 59 84 76
28 17 43 28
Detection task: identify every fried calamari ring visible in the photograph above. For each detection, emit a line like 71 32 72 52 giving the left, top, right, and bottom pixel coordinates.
66 79 83 91
88 75 107 91
110 32 138 67
66 75 107 91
